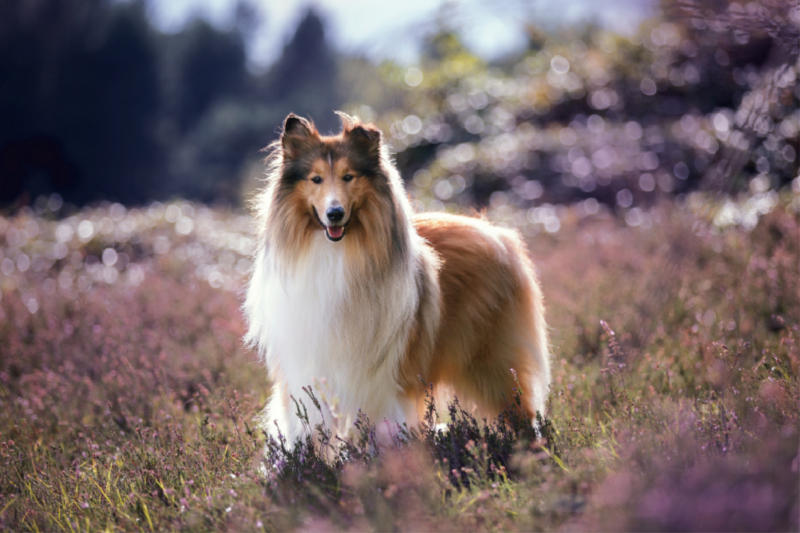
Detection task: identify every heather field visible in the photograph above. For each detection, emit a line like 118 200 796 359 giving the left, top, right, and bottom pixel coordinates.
0 188 797 532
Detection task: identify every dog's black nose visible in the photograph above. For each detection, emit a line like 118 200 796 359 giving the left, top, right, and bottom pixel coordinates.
326 206 345 223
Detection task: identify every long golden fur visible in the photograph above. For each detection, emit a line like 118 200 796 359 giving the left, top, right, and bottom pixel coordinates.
244 112 550 444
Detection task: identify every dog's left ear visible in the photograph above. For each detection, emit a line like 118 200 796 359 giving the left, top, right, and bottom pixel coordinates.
337 111 382 156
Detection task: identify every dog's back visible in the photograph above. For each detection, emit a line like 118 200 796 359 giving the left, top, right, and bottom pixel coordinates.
411 212 550 419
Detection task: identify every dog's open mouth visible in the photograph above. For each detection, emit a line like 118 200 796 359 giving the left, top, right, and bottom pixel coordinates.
313 207 349 242
325 225 345 241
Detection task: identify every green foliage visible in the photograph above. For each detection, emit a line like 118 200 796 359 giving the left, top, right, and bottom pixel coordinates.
3 0 797 210
367 0 798 214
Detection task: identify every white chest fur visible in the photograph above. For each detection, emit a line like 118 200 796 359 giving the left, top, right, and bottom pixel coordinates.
246 233 419 441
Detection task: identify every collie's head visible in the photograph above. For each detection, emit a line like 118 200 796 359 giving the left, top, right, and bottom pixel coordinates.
255 112 411 273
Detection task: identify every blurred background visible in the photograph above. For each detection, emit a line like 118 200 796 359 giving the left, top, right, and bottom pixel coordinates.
0 5 798 530
0 0 797 214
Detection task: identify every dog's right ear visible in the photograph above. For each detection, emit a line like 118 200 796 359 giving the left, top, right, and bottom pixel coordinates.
281 114 316 160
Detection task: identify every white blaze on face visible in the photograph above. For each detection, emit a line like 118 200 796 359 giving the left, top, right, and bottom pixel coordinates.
324 195 341 220
324 153 342 225
322 186 345 239
323 152 342 226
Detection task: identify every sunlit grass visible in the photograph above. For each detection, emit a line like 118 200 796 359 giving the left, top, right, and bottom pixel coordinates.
1 193 797 531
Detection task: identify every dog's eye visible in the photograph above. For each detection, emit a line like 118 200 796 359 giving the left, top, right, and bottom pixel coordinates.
342 174 354 182
311 176 322 184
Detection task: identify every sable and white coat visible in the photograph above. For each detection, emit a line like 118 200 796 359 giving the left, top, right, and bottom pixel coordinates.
244 113 550 445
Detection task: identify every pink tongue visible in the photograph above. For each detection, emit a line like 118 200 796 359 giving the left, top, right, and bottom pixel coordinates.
327 226 344 238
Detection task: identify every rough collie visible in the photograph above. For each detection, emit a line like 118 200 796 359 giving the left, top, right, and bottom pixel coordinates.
244 112 550 445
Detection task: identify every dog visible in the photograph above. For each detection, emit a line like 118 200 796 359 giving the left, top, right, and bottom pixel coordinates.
244 112 550 446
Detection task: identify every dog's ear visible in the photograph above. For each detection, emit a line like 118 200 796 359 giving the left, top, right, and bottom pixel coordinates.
281 114 317 160
337 111 382 157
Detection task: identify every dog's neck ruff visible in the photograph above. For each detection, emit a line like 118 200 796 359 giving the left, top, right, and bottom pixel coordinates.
250 232 419 417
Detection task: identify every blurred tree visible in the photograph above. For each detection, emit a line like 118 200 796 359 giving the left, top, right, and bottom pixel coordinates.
163 9 346 203
170 20 247 135
661 0 799 192
54 1 161 204
2 0 795 209
0 0 162 205
372 0 797 213
263 9 341 133
158 18 248 203
157 7 350 204
234 0 261 43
